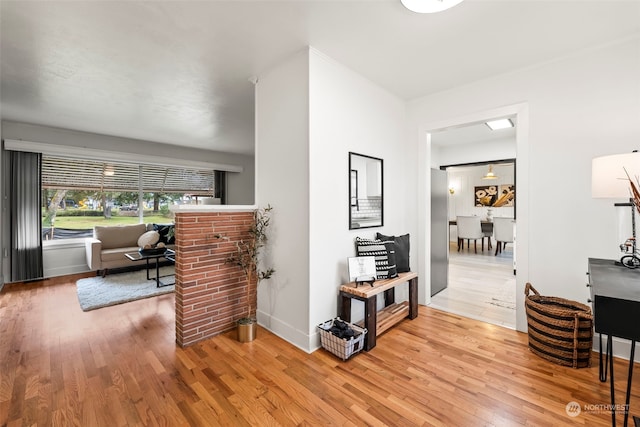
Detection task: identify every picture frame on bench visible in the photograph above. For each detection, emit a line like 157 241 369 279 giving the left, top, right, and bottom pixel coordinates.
348 256 376 287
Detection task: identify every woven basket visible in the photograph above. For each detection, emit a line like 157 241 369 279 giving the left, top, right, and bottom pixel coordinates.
524 283 593 368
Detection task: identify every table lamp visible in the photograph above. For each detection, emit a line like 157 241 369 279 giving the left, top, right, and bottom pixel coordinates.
592 151 640 268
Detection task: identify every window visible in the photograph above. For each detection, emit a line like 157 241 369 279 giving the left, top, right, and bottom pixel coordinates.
41 155 225 240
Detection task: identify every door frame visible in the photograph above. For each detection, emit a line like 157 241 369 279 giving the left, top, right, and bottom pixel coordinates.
417 103 530 332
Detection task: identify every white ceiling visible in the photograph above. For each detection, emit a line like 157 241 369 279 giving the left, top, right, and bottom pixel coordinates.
1 1 639 155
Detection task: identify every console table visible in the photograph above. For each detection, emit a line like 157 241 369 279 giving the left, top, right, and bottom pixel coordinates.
339 271 418 351
588 258 640 427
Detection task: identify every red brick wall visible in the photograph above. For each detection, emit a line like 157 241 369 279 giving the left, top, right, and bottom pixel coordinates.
174 210 256 347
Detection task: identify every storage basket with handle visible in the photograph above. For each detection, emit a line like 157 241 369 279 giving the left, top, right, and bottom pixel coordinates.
317 318 367 361
524 282 593 368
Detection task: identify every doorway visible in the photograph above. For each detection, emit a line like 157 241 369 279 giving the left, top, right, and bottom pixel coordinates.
427 118 518 329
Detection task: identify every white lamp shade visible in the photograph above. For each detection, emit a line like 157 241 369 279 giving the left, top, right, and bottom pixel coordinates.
592 152 640 198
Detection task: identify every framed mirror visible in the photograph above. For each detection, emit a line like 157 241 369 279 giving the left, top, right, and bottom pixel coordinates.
349 152 383 229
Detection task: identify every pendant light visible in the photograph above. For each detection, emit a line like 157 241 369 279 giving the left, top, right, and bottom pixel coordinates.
482 165 498 180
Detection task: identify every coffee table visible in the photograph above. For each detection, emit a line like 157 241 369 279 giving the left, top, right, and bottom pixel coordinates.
125 248 175 287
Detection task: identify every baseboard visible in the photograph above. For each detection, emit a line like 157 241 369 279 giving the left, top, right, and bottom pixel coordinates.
44 265 91 278
257 310 317 353
592 335 640 363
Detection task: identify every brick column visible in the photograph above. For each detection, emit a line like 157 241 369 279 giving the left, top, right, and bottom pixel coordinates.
173 209 256 347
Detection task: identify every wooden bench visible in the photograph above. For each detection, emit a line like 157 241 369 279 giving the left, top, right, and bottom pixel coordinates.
339 271 418 351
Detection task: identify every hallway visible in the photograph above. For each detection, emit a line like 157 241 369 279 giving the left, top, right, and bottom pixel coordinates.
429 241 516 329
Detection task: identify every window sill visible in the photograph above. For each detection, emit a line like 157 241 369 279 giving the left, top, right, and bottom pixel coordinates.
170 204 256 213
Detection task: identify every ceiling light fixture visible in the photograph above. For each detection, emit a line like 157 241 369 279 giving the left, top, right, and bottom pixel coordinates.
401 0 464 13
482 165 499 180
485 118 514 131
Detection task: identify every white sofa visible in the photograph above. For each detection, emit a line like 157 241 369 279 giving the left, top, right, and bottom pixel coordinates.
85 223 174 274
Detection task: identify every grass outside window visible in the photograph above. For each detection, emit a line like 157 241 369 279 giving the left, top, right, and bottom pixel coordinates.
44 211 172 229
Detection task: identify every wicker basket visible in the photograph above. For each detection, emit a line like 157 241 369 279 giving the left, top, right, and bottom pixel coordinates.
318 318 367 361
525 283 593 368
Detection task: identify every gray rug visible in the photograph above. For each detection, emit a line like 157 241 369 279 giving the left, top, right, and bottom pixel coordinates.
76 267 175 311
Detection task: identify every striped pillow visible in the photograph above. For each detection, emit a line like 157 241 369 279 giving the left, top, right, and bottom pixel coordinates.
355 237 398 280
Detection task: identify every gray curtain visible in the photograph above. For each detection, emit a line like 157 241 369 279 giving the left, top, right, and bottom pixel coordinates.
10 151 43 281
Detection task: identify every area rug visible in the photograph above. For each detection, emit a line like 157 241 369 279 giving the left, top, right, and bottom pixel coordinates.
76 267 175 311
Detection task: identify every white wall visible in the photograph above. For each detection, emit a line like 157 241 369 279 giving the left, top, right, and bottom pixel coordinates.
448 164 515 242
0 132 4 290
435 138 516 168
1 120 255 204
308 49 412 350
255 50 311 350
255 48 413 352
408 37 640 357
350 155 381 198
226 156 255 205
448 163 515 221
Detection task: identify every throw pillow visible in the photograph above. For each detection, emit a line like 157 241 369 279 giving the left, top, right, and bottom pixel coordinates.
355 237 398 280
153 224 175 244
137 230 160 248
376 233 410 273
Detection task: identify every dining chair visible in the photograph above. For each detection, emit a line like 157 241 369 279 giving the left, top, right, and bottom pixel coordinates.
456 216 484 253
493 217 515 255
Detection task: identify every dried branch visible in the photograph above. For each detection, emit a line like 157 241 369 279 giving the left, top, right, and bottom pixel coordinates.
624 168 640 215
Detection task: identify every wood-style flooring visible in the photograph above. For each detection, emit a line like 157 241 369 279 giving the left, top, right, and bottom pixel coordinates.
1 273 638 426
430 241 516 329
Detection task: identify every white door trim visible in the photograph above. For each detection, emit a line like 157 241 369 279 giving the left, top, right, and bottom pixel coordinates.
417 103 530 332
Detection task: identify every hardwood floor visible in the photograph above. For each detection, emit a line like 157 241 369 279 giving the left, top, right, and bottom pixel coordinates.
430 241 516 329
1 274 638 426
